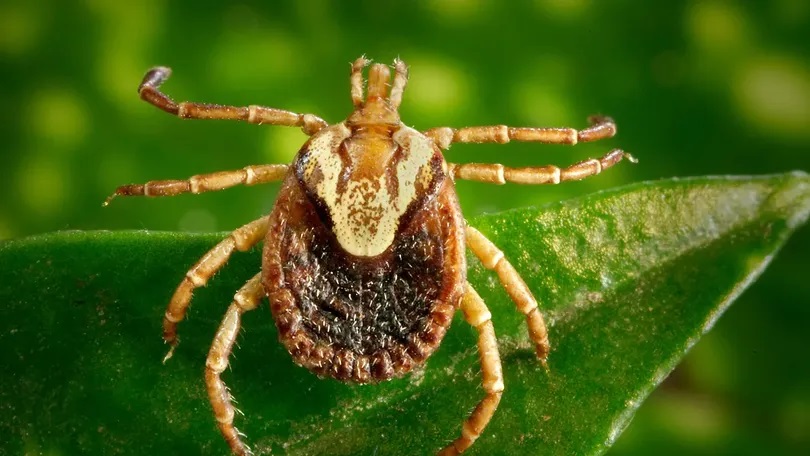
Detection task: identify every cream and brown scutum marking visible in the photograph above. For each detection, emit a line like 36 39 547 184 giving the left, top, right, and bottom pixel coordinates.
299 123 438 257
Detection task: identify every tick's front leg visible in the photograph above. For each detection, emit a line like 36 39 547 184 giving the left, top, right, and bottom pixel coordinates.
139 66 328 135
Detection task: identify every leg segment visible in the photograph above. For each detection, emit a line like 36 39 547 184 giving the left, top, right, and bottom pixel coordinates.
139 67 328 135
465 225 550 363
162 216 269 362
439 283 504 456
449 148 635 185
104 164 288 206
205 273 264 456
425 115 618 150
350 56 370 107
389 58 409 110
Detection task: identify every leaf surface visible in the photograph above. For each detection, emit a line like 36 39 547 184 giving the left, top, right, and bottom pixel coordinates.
1 173 808 455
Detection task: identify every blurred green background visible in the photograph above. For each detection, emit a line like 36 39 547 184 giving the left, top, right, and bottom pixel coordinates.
1 0 808 454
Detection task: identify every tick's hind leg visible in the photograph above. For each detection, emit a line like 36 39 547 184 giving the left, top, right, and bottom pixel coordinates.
465 225 550 364
163 216 269 362
439 283 504 456
206 273 264 456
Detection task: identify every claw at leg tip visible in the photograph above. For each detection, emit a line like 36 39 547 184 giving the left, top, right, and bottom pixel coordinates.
536 347 550 372
162 343 177 364
352 55 370 69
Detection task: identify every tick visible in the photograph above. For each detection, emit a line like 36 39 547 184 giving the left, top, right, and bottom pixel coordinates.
106 56 633 455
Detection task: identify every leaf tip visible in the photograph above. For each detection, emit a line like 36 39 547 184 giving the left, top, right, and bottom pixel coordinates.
768 171 810 230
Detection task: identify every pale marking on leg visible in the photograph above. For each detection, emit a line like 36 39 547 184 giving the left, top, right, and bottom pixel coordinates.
186 269 207 287
551 166 561 184
247 105 259 123
495 165 505 185
164 310 182 323
244 166 257 185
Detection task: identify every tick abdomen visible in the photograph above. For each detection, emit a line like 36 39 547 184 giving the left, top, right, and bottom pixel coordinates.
263 172 466 383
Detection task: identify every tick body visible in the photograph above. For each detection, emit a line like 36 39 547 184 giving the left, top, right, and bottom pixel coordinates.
107 57 633 455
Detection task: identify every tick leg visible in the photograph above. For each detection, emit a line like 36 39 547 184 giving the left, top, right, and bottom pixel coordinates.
465 225 550 363
426 116 635 185
425 115 618 150
439 283 504 456
206 273 264 456
163 216 269 362
139 66 328 135
448 148 635 185
104 164 288 206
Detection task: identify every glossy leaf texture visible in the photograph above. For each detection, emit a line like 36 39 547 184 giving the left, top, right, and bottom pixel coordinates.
1 173 808 455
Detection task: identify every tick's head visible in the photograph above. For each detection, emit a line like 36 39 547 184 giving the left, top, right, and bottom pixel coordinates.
345 57 407 129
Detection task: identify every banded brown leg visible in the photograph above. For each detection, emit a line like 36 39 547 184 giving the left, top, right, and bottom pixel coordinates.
439 283 504 455
162 216 269 362
104 164 288 206
205 273 264 456
425 116 635 185
426 115 619 149
465 225 550 363
448 149 634 185
139 66 328 134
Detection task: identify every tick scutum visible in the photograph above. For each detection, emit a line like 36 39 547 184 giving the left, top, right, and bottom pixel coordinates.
264 174 465 383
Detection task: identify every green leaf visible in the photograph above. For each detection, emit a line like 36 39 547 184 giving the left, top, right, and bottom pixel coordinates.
2 173 809 455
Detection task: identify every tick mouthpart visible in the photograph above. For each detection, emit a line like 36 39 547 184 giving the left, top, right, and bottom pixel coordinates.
346 63 405 128
349 56 409 115
347 61 405 127
366 63 391 102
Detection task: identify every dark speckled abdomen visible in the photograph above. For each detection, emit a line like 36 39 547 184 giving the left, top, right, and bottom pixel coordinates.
263 174 466 383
